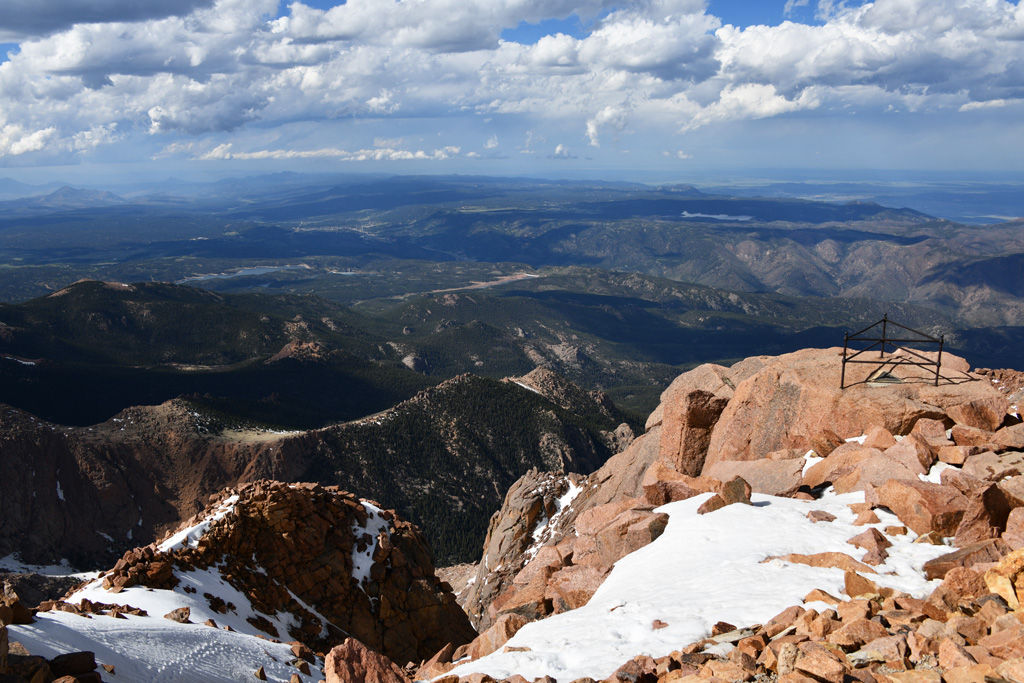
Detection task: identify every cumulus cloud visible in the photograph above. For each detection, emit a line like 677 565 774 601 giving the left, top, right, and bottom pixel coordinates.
549 143 575 159
0 0 1022 162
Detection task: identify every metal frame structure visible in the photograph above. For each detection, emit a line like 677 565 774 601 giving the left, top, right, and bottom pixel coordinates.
840 314 945 389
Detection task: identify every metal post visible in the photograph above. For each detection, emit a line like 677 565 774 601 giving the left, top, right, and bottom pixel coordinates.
935 335 944 386
841 332 848 389
880 314 888 357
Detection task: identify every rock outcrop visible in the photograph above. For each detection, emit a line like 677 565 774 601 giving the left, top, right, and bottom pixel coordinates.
449 345 1024 665
63 480 475 665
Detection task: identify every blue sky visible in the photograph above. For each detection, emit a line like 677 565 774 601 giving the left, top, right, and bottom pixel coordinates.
0 0 1021 185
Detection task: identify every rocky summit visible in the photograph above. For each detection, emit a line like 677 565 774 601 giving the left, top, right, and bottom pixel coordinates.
33 480 474 668
5 345 1024 683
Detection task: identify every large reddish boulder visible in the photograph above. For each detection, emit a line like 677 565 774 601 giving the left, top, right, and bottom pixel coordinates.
946 397 1010 432
640 461 713 506
701 348 1002 472
953 484 1013 546
658 389 730 476
325 638 410 683
875 480 970 537
704 458 804 497
831 455 920 495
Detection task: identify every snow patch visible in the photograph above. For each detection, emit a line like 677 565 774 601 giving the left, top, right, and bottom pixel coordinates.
445 483 951 683
351 501 390 589
157 495 239 554
523 479 583 563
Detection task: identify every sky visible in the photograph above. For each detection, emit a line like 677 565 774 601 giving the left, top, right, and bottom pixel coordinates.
1 0 1023 185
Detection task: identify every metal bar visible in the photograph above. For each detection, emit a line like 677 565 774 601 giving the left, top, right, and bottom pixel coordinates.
845 342 884 362
881 315 888 357
883 319 941 343
936 336 944 387
841 332 848 389
848 336 949 344
848 319 883 339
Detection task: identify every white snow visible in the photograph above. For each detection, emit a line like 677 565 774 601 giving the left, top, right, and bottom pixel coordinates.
10 611 318 683
55 480 64 501
514 381 544 396
157 495 239 553
444 482 952 683
523 479 584 563
351 501 390 588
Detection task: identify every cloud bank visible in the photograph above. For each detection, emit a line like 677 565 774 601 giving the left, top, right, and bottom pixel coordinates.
0 0 1021 167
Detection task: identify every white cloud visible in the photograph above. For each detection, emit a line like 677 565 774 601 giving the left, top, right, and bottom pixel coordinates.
0 0 1021 163
958 99 1012 112
196 142 464 162
585 104 629 147
783 0 811 17
0 124 56 155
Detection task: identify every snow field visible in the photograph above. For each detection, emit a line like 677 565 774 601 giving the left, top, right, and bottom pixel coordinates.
444 478 954 683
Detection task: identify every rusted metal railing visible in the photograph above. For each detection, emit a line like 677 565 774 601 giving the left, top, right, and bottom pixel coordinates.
840 314 944 389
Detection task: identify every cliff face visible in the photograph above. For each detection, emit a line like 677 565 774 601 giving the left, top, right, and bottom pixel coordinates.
0 370 628 567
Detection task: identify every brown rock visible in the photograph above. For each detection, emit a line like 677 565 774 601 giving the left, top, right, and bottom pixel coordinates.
807 511 837 523
984 548 1024 609
854 510 880 526
768 553 876 574
994 423 1024 451
847 528 892 566
977 625 1024 659
996 659 1024 683
701 347 991 471
883 671 940 683
794 646 846 683
963 450 1024 481
804 589 841 605
937 638 978 671
844 571 880 598
49 651 96 677
802 445 880 490
954 484 1013 546
828 619 889 650
951 425 999 449
762 605 806 637
703 459 804 497
831 455 920 495
697 495 727 515
942 664 1000 683
1004 508 1024 550
882 435 935 474
875 479 969 537
836 598 875 623
163 606 191 623
862 427 897 450
544 564 608 614
255 665 267 680
859 633 909 664
659 389 730 476
942 397 1007 430
927 566 989 611
938 446 974 466
466 614 528 660
922 539 1010 580
641 461 711 506
325 638 410 683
